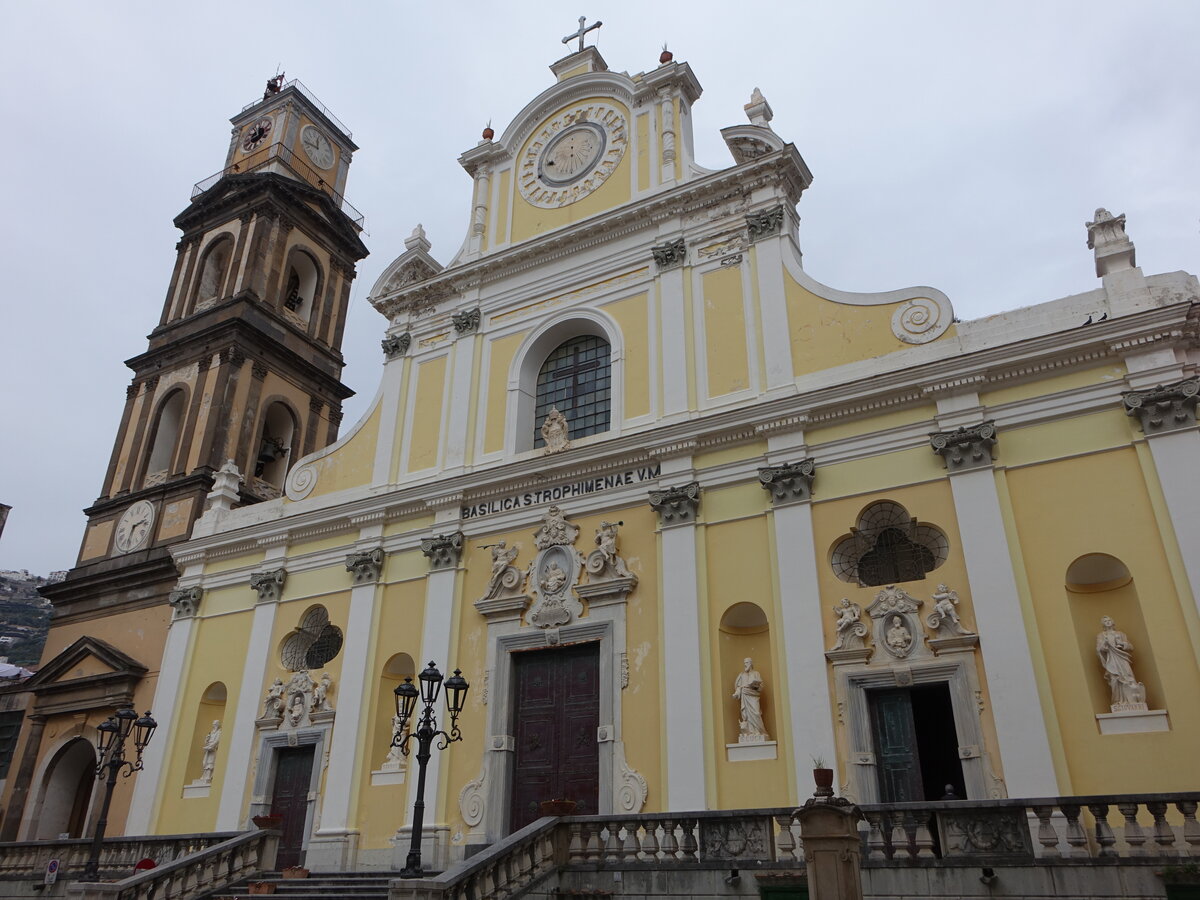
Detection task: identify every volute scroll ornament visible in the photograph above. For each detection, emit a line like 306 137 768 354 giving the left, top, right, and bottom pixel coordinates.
1122 377 1199 434
168 586 203 620
745 205 785 242
249 568 286 603
648 481 700 525
381 332 412 359
759 458 816 504
346 548 385 584
420 532 464 570
451 308 481 336
651 237 687 270
930 421 997 470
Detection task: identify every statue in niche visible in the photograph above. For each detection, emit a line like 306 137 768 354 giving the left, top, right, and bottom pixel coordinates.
200 720 221 784
886 616 913 655
1096 616 1148 711
732 657 769 743
263 679 285 719
540 561 568 595
287 692 307 727
312 672 334 712
831 598 867 650
541 407 571 455
481 541 520 601
927 584 975 636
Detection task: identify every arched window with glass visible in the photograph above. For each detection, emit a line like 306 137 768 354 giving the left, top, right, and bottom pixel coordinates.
532 335 611 449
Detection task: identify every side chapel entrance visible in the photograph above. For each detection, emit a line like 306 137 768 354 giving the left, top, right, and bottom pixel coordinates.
509 643 600 832
269 746 315 868
868 683 965 802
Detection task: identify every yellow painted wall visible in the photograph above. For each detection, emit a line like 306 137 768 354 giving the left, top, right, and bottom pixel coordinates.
408 355 447 471
484 332 523 455
814 447 937 501
635 112 649 191
300 403 382 499
603 293 649 419
494 169 511 246
702 266 750 397
1005 447 1200 793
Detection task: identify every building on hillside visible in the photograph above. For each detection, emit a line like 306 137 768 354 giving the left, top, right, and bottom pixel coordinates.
6 36 1200 874
0 77 368 841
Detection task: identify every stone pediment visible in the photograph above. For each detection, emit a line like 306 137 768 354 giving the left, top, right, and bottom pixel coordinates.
24 635 148 715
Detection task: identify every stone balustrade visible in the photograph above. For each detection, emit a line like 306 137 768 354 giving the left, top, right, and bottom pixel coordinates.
0 832 239 882
64 829 277 900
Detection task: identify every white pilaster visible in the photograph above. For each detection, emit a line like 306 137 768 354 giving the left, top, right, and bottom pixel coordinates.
126 609 197 833
770 500 837 795
947 466 1060 797
372 353 408 485
654 465 707 810
658 266 689 418
308 524 384 866
443 334 480 472
1142 429 1200 614
751 239 797 394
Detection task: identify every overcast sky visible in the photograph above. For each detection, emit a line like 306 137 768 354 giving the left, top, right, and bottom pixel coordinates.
1 1 1196 576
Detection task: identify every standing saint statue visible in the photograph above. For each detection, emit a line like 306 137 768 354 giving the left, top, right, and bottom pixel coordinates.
263 678 285 719
732 657 769 743
1096 616 1147 711
200 720 221 784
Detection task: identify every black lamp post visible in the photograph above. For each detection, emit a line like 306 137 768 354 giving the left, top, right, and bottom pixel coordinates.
391 661 468 877
82 707 157 881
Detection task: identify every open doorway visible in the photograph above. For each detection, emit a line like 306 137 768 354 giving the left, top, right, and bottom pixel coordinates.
869 683 965 802
34 738 96 839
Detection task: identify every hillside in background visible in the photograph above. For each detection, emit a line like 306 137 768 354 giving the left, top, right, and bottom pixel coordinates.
0 569 59 667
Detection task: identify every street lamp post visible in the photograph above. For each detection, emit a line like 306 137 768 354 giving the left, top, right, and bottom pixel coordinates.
82 707 157 881
391 661 468 877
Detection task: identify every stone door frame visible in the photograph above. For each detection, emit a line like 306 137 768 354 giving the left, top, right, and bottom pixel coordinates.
249 725 330 850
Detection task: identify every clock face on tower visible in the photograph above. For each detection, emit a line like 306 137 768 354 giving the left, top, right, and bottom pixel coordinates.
519 102 627 209
113 499 156 555
300 125 334 170
242 116 274 153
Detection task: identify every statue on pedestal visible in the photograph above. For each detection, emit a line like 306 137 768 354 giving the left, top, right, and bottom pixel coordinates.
732 657 769 743
1096 616 1148 711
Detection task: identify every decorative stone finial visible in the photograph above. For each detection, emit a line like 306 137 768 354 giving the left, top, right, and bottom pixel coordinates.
204 459 243 513
659 44 673 64
744 87 773 127
482 122 494 141
1086 208 1136 277
404 224 431 253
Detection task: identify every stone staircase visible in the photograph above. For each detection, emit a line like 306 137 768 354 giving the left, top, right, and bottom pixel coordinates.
206 871 393 900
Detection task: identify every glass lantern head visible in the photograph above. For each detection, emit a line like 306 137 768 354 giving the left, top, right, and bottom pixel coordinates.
115 707 138 740
443 668 469 716
96 717 120 756
394 677 419 722
133 710 158 755
418 661 443 705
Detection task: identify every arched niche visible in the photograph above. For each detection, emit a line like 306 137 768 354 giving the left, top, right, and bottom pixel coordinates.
195 235 234 307
1064 554 1163 713
33 737 96 839
143 388 187 487
255 401 299 492
717 602 774 746
281 248 322 324
373 653 415 773
184 682 227 788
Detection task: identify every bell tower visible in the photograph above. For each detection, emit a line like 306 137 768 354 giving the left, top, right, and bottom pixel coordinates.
35 76 367 703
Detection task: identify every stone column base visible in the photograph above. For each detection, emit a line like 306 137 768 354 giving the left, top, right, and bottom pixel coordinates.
391 824 451 873
305 829 360 871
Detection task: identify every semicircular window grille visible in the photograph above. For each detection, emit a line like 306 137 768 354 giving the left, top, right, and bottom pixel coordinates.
830 500 949 586
280 605 344 671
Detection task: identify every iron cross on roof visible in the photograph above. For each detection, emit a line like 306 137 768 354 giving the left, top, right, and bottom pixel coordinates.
562 16 602 53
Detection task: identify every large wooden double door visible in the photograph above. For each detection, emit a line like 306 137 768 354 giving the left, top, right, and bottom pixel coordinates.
269 746 314 868
869 683 966 802
509 643 600 832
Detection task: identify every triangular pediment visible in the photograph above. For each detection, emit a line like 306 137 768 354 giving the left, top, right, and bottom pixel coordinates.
26 635 147 693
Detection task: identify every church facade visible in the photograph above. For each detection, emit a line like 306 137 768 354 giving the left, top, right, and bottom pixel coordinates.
8 41 1200 873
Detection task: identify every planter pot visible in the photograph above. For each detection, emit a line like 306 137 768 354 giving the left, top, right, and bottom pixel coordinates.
282 866 310 879
813 768 835 794
539 799 578 816
247 883 277 895
252 815 282 830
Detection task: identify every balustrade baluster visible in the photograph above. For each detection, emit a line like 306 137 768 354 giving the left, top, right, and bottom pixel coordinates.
1177 800 1200 858
1032 806 1061 857
863 810 888 861
1060 804 1089 858
774 813 797 862
622 820 640 860
679 818 698 860
604 821 622 860
914 814 936 859
660 818 678 859
1087 803 1117 857
568 822 585 861
1148 802 1179 857
1116 802 1147 856
585 821 603 861
640 820 659 859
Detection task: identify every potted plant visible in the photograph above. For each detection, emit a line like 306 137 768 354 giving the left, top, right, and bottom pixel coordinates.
247 882 276 895
811 756 834 794
282 866 310 879
539 797 578 816
252 814 282 829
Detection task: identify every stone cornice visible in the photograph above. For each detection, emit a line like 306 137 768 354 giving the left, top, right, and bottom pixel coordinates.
171 300 1196 566
369 147 811 318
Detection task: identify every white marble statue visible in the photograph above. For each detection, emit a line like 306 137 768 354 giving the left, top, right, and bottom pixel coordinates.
540 407 571 454
593 521 632 578
200 720 221 784
263 678 285 719
928 583 974 636
831 598 867 650
886 616 913 654
481 541 519 600
1096 616 1148 711
732 657 768 743
540 560 568 595
383 714 408 768
312 672 334 711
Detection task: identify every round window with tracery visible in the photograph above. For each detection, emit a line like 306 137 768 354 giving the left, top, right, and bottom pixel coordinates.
280 605 344 671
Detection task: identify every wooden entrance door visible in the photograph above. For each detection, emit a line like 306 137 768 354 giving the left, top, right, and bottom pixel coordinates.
269 746 314 868
509 643 600 832
869 684 966 802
